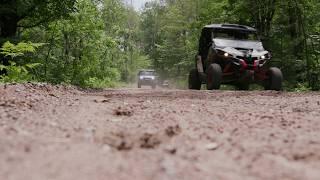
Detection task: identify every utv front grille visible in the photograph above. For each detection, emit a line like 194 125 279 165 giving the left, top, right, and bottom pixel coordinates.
236 56 258 64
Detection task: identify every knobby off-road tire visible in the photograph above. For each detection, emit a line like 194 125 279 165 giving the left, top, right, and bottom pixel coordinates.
138 83 141 88
188 69 201 90
265 67 283 91
207 63 222 90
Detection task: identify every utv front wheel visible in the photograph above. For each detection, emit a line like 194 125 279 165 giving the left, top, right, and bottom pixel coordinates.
207 64 222 90
265 67 283 91
138 83 141 88
188 69 201 90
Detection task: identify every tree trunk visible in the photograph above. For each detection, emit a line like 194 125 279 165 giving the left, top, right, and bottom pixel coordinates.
0 17 18 75
0 2 20 75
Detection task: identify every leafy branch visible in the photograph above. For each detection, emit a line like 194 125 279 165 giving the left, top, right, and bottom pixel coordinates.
0 41 44 83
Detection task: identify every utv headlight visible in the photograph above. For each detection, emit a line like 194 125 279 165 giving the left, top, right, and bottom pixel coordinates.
151 76 155 80
139 76 143 80
261 53 271 60
216 49 233 58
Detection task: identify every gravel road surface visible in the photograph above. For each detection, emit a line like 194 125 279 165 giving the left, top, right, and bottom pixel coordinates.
1 83 320 180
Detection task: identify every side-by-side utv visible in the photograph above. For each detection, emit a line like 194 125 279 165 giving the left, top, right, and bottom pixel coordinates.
138 69 157 89
189 24 283 91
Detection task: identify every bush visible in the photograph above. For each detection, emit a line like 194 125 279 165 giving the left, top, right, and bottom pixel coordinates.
0 41 43 83
84 77 116 88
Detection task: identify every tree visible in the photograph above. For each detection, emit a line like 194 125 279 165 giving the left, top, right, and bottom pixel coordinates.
139 0 320 89
0 0 76 41
0 0 76 75
16 0 150 87
1 0 319 90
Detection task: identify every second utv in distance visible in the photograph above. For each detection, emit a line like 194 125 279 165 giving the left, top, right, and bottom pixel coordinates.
138 69 157 89
189 24 283 91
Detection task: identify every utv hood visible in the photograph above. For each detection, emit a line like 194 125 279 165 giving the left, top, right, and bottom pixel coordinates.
219 47 269 58
140 75 155 79
213 38 265 51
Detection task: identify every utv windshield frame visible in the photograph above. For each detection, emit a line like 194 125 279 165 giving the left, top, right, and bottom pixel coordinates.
212 29 259 41
198 24 259 60
138 70 155 76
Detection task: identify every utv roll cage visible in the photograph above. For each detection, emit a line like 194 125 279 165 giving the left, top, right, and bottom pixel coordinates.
198 24 258 61
188 23 283 91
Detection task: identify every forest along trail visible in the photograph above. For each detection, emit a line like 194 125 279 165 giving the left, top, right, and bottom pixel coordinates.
1 83 320 180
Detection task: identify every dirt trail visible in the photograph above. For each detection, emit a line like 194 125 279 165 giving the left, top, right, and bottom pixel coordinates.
1 83 320 180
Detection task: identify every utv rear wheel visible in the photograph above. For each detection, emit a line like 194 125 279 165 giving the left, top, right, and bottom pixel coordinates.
207 63 222 90
265 67 283 91
189 69 201 90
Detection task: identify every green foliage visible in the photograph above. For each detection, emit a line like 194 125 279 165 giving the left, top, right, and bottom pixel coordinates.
1 0 319 91
0 62 31 83
140 0 320 91
84 77 117 89
1 41 44 58
0 42 42 83
18 0 150 88
294 83 312 92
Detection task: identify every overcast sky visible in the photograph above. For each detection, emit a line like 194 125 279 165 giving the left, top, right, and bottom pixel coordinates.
125 0 151 10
